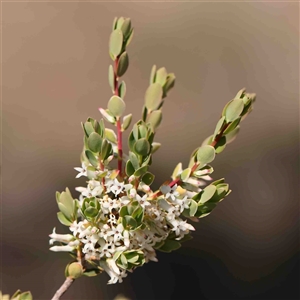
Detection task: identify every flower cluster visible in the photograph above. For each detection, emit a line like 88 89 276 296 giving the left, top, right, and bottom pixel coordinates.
49 16 256 286
50 164 199 284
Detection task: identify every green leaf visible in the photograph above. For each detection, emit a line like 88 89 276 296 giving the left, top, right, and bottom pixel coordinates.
109 29 123 58
145 83 163 111
105 128 117 144
58 190 74 217
180 168 191 181
225 98 244 122
138 124 148 139
112 17 118 30
122 113 132 131
116 17 125 30
118 81 126 99
189 200 198 216
213 116 226 140
155 67 167 86
151 142 161 154
235 88 246 99
196 145 215 167
163 73 176 97
83 269 100 277
141 172 155 185
121 18 131 38
172 162 182 179
125 160 135 176
147 110 162 130
123 215 137 229
84 207 99 218
108 65 115 93
18 292 33 300
86 166 97 180
129 151 140 170
134 165 148 177
120 254 128 269
57 212 72 226
85 150 98 167
83 122 94 137
158 240 181 253
87 132 102 153
199 185 217 204
214 136 226 154
101 139 112 160
117 52 129 77
134 138 150 156
108 96 126 117
150 65 156 84
125 28 134 47
99 108 116 124
223 117 241 134
225 126 240 144
142 105 148 122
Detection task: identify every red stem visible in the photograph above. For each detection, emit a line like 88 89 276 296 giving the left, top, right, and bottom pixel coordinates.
210 122 230 147
113 57 123 175
116 118 123 175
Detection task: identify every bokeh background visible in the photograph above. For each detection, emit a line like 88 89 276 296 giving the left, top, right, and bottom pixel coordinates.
2 1 299 300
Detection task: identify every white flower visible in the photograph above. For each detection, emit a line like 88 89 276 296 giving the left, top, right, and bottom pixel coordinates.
49 228 74 245
106 179 132 196
110 223 125 243
50 245 75 252
74 163 88 178
136 194 151 208
101 197 119 214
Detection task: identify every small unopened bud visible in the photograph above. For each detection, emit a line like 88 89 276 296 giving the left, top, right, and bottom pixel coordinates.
67 262 83 279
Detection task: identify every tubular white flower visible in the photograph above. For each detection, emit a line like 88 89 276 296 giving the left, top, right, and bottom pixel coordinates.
49 245 75 252
49 228 74 244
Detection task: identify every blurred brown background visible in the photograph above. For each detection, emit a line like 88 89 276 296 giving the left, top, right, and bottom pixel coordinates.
1 2 299 300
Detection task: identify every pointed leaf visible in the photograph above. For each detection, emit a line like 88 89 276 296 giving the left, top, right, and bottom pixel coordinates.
57 212 72 226
118 81 126 99
125 28 134 47
199 185 217 204
150 65 157 84
213 116 226 140
117 52 129 77
163 73 176 97
129 151 140 170
125 160 135 176
122 113 132 131
151 142 161 154
134 165 148 177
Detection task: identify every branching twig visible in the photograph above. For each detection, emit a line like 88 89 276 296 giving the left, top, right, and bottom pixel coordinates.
51 277 74 300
